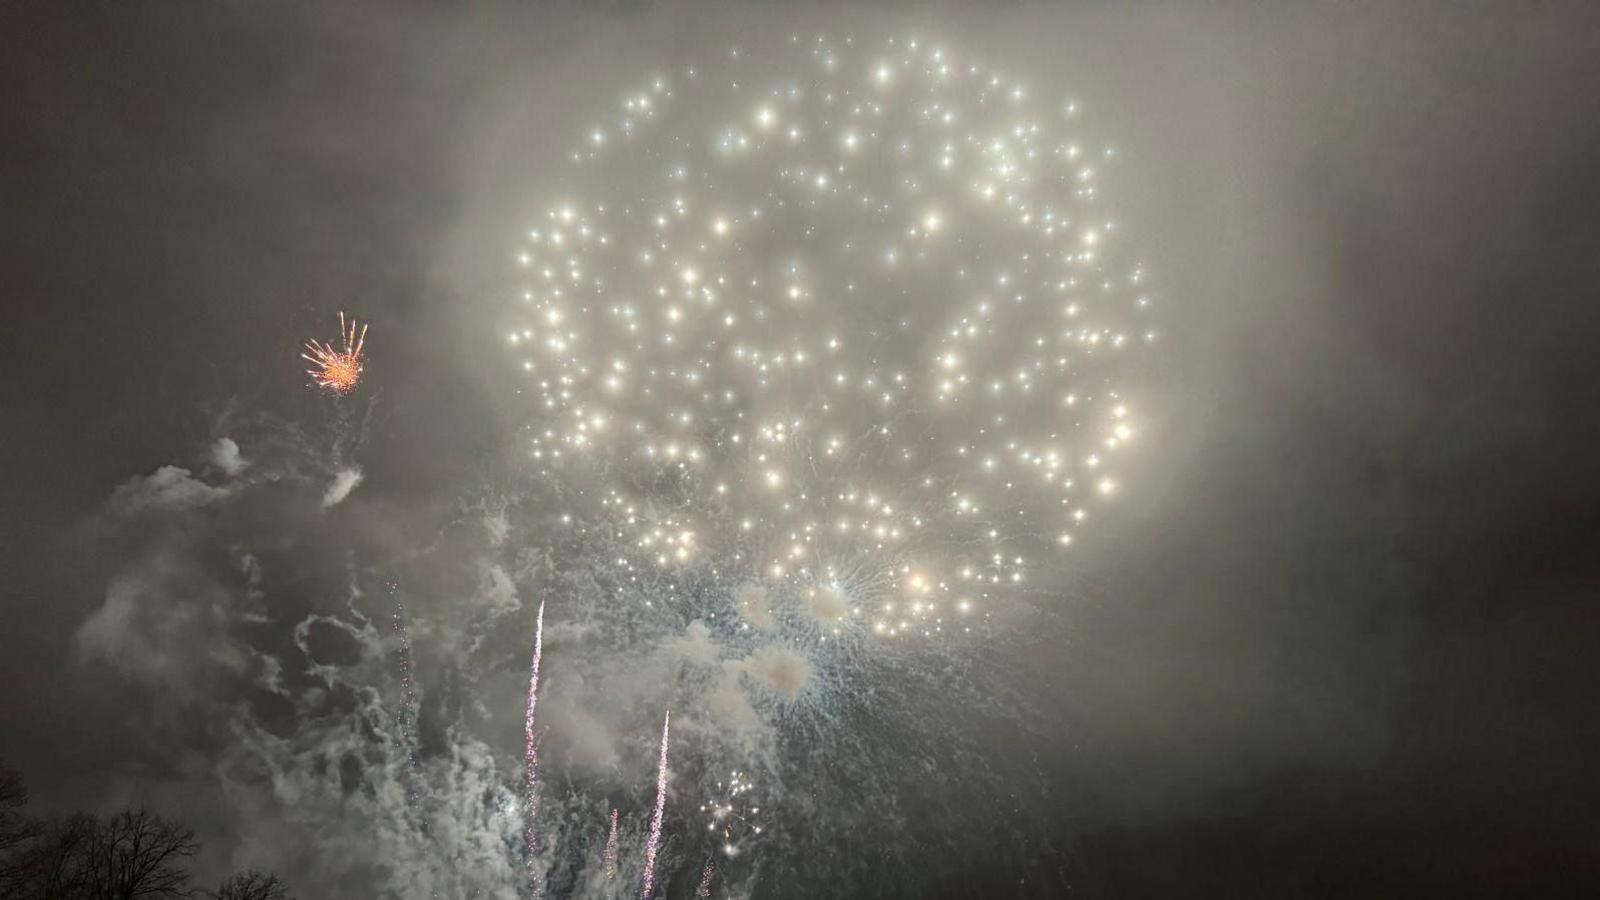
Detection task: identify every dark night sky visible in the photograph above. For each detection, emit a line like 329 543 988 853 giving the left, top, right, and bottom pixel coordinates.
3 2 1599 898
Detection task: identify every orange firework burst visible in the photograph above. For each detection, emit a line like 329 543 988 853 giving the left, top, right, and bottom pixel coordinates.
303 311 367 394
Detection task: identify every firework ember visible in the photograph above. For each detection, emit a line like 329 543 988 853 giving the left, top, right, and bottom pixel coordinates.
697 862 716 897
303 311 367 394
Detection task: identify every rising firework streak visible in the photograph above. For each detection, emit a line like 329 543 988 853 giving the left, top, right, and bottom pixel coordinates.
391 586 441 900
388 586 423 810
603 808 620 881
523 601 545 887
640 710 670 899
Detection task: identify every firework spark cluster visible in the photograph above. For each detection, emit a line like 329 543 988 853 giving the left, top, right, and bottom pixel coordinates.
700 770 760 858
304 311 367 394
506 33 1154 647
325 30 1164 897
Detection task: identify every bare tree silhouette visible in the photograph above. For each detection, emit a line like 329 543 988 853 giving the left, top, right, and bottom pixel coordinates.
1 813 96 899
0 766 291 900
6 810 198 899
80 810 199 899
0 764 43 885
210 871 292 900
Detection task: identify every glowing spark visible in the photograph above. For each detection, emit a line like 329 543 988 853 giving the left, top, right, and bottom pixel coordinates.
302 311 367 394
640 710 670 899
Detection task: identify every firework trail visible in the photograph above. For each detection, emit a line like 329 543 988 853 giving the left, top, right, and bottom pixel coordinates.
388 585 424 810
523 600 546 888
696 862 716 898
640 710 671 900
389 584 445 900
602 808 620 881
303 311 367 394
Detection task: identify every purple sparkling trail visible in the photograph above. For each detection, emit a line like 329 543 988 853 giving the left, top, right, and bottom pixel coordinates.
603 808 620 881
696 862 715 897
640 710 671 900
523 601 545 882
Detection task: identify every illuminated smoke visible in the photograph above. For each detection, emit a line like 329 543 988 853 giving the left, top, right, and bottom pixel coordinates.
640 710 670 899
320 467 363 510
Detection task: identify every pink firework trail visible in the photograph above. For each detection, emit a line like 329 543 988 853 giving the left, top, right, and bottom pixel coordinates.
640 710 671 899
696 861 716 897
602 808 620 881
523 602 545 886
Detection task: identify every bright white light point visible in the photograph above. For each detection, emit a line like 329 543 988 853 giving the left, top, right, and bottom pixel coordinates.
1098 478 1117 495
